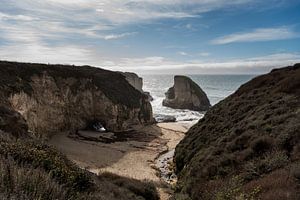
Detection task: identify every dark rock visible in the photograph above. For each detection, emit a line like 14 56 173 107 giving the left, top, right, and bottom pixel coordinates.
143 92 154 101
155 114 176 123
162 75 211 111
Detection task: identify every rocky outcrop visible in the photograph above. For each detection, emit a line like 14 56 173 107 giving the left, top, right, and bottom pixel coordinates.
162 75 210 111
0 61 153 138
174 64 300 199
122 72 143 92
121 72 154 101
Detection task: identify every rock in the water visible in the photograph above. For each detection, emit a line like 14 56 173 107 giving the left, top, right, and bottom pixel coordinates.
0 61 154 138
155 114 176 123
162 75 211 111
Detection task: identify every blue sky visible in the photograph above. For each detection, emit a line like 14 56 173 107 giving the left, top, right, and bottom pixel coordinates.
0 0 300 74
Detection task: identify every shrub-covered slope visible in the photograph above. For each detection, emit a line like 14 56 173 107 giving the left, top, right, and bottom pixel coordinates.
174 64 300 200
0 132 159 200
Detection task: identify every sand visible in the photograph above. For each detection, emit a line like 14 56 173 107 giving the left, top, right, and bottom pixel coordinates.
49 122 188 200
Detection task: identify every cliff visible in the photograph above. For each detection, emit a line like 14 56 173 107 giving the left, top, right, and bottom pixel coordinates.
121 72 154 101
174 64 300 199
0 61 153 138
122 72 143 92
163 76 211 111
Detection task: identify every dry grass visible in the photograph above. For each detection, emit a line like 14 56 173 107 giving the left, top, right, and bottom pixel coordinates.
0 157 68 200
0 133 159 200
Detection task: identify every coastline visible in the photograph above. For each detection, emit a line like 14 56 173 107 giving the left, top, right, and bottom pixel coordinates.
49 122 189 199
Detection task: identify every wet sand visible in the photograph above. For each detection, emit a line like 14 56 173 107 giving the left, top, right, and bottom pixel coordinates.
49 122 188 200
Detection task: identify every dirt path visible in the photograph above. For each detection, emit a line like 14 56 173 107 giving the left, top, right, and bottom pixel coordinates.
49 123 188 200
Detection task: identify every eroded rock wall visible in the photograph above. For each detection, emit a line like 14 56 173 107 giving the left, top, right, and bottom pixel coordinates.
0 61 153 138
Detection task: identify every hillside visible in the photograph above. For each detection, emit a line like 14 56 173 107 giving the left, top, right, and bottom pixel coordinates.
174 64 300 199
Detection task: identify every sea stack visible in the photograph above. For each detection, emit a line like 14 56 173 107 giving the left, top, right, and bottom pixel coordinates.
162 75 211 111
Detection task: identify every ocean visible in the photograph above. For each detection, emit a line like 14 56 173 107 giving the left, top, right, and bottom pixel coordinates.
142 74 257 123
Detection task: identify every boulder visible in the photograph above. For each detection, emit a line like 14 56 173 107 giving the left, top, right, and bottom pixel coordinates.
162 75 210 111
155 114 176 123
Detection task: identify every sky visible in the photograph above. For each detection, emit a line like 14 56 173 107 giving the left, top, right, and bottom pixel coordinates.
0 0 300 74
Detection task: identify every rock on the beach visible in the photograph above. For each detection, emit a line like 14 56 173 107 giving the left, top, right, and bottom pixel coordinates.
162 75 211 111
0 61 154 138
155 114 176 123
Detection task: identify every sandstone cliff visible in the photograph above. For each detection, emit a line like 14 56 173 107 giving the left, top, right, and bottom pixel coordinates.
163 75 210 111
122 72 143 92
121 72 153 101
174 64 300 200
0 61 153 138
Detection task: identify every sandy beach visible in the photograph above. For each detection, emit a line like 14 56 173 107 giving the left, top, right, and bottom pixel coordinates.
49 122 189 199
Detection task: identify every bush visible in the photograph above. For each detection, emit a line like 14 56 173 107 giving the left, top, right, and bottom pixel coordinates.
250 136 274 154
0 139 93 193
98 172 159 200
244 150 289 180
215 176 261 200
0 157 67 200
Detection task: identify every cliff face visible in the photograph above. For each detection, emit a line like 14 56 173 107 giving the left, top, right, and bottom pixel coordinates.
122 72 143 92
0 61 153 137
174 64 300 200
121 72 154 101
163 76 211 111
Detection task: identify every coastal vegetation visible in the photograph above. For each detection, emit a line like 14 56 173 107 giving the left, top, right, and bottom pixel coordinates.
0 132 159 200
174 64 300 199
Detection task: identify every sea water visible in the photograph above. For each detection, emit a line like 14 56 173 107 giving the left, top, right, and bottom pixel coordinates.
142 74 257 123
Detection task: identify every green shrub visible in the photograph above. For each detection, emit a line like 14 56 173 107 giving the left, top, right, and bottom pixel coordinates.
215 176 261 200
244 150 289 180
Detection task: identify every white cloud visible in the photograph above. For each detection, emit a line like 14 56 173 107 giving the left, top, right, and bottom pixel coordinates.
211 27 298 44
178 51 188 56
99 53 300 74
1 0 253 26
0 12 36 21
0 43 97 65
102 32 137 40
199 52 211 57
